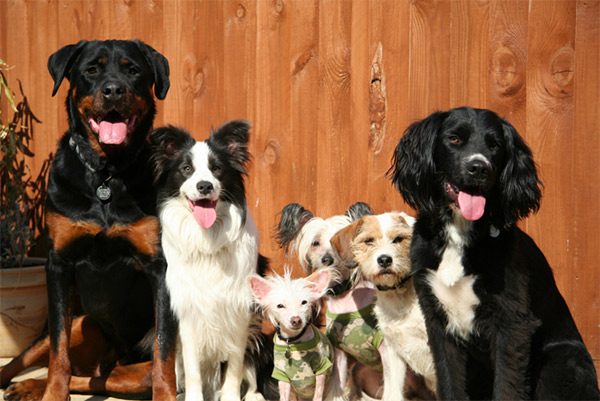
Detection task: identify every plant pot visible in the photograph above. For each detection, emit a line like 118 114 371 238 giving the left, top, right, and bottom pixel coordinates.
0 258 48 357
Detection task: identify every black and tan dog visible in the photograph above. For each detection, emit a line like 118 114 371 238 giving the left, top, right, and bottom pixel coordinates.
0 40 177 401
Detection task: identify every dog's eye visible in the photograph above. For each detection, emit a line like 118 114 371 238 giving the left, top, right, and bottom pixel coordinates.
128 67 139 76
182 165 192 173
311 240 320 247
364 238 374 245
277 304 284 309
393 236 404 244
448 135 461 144
301 300 308 305
490 142 501 151
211 165 222 174
86 66 98 75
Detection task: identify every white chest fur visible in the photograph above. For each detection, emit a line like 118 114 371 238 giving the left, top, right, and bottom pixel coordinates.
428 217 480 340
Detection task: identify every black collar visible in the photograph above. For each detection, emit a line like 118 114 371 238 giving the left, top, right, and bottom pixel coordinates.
327 279 352 296
69 133 106 173
376 273 412 291
276 324 310 344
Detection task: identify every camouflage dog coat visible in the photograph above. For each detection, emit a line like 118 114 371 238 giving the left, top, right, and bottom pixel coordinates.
272 324 334 398
325 302 384 372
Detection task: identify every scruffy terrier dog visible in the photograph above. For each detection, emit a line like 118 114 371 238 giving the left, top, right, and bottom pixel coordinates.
250 269 344 401
331 212 437 401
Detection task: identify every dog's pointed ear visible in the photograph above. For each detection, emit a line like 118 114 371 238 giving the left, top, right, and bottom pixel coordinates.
48 40 88 97
149 126 195 183
330 219 363 269
387 111 447 217
345 202 374 221
275 203 314 251
250 275 272 304
134 40 170 100
498 120 543 228
306 268 330 299
210 120 251 172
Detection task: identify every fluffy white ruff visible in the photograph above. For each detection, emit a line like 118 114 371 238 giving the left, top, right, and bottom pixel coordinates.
428 210 479 340
161 197 261 401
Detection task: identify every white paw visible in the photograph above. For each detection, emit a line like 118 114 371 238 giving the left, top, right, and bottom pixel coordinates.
244 392 266 401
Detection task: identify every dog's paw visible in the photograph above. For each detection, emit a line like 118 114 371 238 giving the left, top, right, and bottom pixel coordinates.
3 379 49 401
243 391 266 401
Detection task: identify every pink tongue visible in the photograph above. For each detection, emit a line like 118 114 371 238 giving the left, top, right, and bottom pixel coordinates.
99 121 128 144
188 200 217 229
458 191 486 221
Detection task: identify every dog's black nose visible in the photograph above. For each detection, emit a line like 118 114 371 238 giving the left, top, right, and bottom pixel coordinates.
102 82 126 101
197 181 214 195
466 159 491 179
321 254 334 266
377 255 392 268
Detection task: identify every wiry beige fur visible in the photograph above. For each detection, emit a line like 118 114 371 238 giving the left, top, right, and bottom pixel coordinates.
331 212 437 401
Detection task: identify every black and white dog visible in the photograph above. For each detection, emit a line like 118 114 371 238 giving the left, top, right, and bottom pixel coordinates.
150 121 273 401
389 107 599 400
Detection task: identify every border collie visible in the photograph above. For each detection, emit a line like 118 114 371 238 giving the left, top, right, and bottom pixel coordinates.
388 107 599 400
150 121 271 401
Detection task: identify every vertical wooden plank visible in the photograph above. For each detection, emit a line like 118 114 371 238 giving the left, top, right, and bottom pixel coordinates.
368 0 411 214
527 0 581 339
573 0 600 372
488 0 528 132
347 0 371 212
449 0 490 108
250 0 292 272
409 0 452 119
222 0 257 121
317 1 355 217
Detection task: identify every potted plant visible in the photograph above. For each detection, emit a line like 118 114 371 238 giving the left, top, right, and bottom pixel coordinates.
0 58 52 357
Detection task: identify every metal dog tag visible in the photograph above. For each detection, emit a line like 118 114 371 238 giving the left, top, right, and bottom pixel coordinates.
96 184 112 201
285 347 291 359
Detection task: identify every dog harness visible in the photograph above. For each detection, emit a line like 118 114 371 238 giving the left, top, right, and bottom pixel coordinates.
272 324 334 398
325 302 384 372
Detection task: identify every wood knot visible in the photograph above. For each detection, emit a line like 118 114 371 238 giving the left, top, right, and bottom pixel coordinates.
184 55 206 99
262 140 280 165
550 47 574 88
236 4 246 19
491 46 524 97
369 43 386 155
272 0 284 15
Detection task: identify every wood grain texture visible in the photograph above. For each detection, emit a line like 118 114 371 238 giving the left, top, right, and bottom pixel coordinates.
1 0 598 372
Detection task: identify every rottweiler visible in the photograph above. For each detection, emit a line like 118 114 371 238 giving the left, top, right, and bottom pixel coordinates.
0 40 177 401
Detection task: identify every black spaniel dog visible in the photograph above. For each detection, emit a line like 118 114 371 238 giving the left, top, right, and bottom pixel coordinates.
389 107 599 400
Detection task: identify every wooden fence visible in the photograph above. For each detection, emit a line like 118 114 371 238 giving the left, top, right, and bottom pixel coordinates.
1 0 598 374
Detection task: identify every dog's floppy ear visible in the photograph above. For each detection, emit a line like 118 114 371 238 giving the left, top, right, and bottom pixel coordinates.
388 111 448 217
330 219 363 270
209 120 251 174
48 40 88 97
275 203 314 251
134 40 170 100
497 120 543 228
345 202 374 221
149 126 195 183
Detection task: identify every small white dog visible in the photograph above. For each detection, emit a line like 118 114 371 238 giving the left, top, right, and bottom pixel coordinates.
331 212 437 401
250 269 342 401
151 122 269 401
